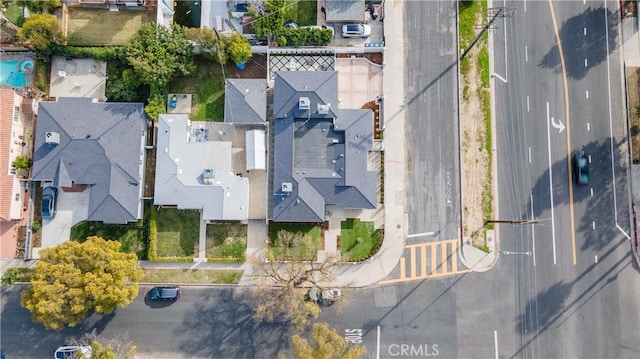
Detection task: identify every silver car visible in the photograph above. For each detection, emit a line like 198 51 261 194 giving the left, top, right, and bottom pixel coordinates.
341 24 371 38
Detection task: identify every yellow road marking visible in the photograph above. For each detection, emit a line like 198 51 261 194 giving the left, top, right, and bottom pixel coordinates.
399 257 406 278
547 0 577 265
441 242 448 274
452 241 459 271
421 244 427 276
410 246 416 278
431 242 437 274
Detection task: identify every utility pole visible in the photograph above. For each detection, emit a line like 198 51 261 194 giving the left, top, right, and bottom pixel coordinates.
460 6 517 60
485 218 547 225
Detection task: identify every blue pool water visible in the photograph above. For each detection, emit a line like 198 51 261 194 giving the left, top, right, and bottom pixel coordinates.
0 58 34 88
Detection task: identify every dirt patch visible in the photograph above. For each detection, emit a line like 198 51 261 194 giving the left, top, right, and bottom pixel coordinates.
361 100 382 139
460 16 491 246
231 53 268 79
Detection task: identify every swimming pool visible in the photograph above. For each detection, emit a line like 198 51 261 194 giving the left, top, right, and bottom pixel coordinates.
0 58 34 88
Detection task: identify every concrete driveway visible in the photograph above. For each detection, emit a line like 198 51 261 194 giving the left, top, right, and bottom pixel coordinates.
336 56 383 109
35 187 89 258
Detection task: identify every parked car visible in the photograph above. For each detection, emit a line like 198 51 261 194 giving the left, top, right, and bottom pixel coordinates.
41 186 57 219
341 24 372 38
305 287 341 305
54 345 92 359
149 286 181 300
284 20 299 29
301 25 335 37
573 150 589 185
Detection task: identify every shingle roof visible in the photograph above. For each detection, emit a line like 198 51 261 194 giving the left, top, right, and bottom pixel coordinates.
224 79 267 124
154 114 249 221
0 89 17 221
270 71 376 223
32 98 146 224
325 0 365 22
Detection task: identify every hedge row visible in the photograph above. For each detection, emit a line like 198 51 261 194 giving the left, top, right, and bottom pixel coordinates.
47 44 121 61
277 28 333 48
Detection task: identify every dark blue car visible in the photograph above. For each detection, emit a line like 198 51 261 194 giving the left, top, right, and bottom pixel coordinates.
41 187 57 219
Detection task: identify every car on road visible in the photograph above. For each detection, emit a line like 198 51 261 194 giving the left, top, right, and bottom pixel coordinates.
54 345 92 359
573 150 589 185
41 186 57 219
305 287 341 305
150 286 181 300
301 25 335 37
341 24 371 38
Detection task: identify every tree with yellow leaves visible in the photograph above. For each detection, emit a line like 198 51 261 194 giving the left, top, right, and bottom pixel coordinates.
21 236 143 330
288 322 366 359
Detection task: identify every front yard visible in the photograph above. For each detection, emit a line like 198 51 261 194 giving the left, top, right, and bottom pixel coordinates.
66 8 155 46
340 219 382 261
155 208 200 258
268 223 322 260
71 221 146 259
205 222 247 260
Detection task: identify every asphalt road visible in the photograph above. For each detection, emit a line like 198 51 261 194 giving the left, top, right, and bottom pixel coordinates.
488 0 640 358
404 0 461 244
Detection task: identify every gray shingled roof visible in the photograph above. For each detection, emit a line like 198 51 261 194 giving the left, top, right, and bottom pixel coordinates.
271 71 376 223
224 79 267 124
32 98 146 224
325 0 365 22
154 114 249 220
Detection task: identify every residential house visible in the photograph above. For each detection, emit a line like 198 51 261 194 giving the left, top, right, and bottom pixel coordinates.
324 0 366 23
154 114 250 221
270 71 377 223
0 89 31 222
32 97 147 224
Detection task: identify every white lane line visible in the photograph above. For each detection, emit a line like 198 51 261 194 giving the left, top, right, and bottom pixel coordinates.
377 326 381 359
406 232 436 238
504 14 508 82
527 96 530 112
525 45 528 62
595 255 598 263
587 122 590 131
604 0 631 240
524 0 527 12
585 58 588 67
494 73 508 83
592 221 596 230
588 155 592 163
546 102 558 265
528 147 532 163
586 90 589 98
531 194 537 266
584 27 587 36
494 330 499 359
591 188 594 197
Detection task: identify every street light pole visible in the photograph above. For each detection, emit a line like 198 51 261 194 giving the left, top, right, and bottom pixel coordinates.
460 6 517 60
485 218 547 225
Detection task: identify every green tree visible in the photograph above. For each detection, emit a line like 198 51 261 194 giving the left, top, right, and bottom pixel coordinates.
21 236 143 331
12 155 32 169
289 322 366 359
15 0 61 13
124 23 195 89
17 14 63 51
248 0 287 41
251 231 340 332
184 27 228 64
227 31 252 65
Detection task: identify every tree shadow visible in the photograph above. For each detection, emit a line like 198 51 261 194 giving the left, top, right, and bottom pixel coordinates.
539 5 618 80
175 288 290 358
526 137 627 252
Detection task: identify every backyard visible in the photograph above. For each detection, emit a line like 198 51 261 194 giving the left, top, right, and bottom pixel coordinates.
65 8 155 46
205 222 247 260
284 0 317 26
155 207 200 258
340 218 382 261
168 54 267 121
70 221 146 259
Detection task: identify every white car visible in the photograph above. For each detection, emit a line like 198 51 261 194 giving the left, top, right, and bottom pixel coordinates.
301 25 335 37
306 287 342 304
341 24 372 38
54 346 92 359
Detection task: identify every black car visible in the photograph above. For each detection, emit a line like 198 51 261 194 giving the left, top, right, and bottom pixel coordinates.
573 151 589 186
149 286 181 300
41 186 57 219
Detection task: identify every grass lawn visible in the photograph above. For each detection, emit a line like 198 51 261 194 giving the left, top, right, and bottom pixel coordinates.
141 268 242 284
268 223 321 259
290 0 318 26
71 221 146 259
205 222 247 259
155 208 200 257
4 1 24 26
168 56 231 121
340 219 382 261
66 8 155 46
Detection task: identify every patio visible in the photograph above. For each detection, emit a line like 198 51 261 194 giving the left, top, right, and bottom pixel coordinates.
268 48 336 82
49 56 107 100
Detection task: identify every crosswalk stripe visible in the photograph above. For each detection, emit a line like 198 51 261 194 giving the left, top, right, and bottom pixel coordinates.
410 246 416 278
421 244 427 276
